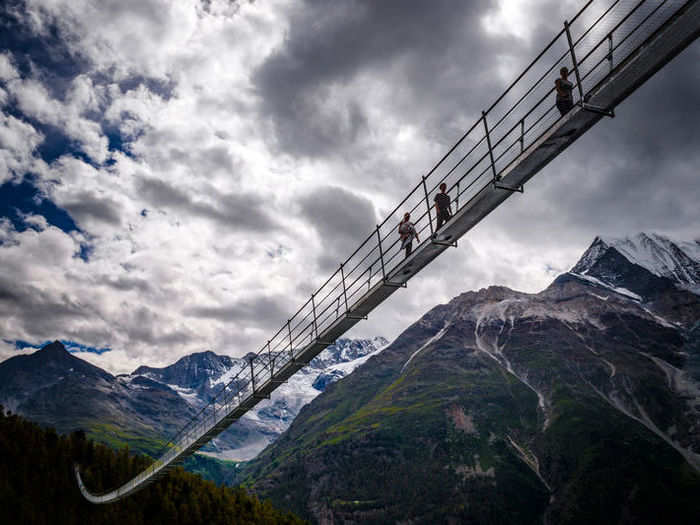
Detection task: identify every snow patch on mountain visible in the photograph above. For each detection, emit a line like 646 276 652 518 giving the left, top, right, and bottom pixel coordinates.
602 233 700 285
165 383 200 403
569 272 642 301
578 233 700 294
209 360 247 390
150 337 389 461
401 325 448 374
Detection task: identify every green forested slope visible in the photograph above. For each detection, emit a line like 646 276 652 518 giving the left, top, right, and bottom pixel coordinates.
0 406 304 525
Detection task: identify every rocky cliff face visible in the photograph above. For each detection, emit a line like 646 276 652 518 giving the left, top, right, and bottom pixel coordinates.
239 234 700 524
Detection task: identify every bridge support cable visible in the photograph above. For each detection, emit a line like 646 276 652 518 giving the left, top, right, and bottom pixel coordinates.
76 0 700 503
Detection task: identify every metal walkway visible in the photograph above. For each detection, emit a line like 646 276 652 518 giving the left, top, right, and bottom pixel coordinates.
77 0 700 503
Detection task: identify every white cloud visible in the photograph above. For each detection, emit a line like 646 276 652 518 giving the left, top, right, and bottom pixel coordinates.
481 0 580 40
7 75 110 163
0 53 20 82
0 113 44 183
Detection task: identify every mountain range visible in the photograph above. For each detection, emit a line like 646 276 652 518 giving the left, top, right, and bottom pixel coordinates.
237 233 700 524
130 336 388 460
0 335 388 463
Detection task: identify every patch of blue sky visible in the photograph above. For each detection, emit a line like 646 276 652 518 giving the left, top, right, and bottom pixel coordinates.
0 175 95 261
2 105 102 167
0 175 78 234
0 1 91 100
7 339 111 354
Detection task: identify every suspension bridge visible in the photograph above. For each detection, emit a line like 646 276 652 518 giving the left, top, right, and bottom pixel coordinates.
76 0 700 503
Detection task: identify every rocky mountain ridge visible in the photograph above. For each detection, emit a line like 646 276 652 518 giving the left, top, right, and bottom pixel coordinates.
127 337 389 460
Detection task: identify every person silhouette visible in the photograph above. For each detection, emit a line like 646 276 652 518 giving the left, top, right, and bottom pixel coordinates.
555 66 575 115
398 212 419 258
433 182 452 233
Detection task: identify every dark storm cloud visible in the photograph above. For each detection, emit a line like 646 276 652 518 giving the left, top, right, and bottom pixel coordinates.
297 185 377 271
61 191 122 226
116 304 194 346
253 0 506 158
97 275 152 293
167 145 239 178
0 273 122 348
136 130 240 178
137 175 279 233
0 278 86 337
185 295 290 328
200 145 236 173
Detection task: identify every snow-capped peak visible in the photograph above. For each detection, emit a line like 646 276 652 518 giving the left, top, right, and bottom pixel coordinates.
610 234 699 285
127 337 390 462
571 236 610 276
573 233 700 293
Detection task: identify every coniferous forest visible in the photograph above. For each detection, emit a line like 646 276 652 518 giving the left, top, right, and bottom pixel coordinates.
0 406 305 525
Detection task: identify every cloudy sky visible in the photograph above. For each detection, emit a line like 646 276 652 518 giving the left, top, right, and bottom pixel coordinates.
0 0 698 374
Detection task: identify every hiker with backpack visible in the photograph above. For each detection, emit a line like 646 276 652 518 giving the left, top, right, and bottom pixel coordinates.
398 212 419 258
555 66 575 116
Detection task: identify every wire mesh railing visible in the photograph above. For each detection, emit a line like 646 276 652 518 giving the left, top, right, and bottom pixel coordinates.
77 0 696 501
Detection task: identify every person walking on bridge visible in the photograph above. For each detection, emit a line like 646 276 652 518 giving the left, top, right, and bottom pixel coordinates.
433 182 452 233
555 66 574 116
398 212 419 258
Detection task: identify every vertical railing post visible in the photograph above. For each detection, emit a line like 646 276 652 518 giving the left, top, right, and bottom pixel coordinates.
455 181 460 211
340 262 349 313
267 340 272 377
311 293 318 340
519 118 525 153
287 319 294 361
482 111 499 182
564 20 585 103
249 357 255 394
422 175 434 236
376 225 386 281
607 33 614 72
368 265 372 291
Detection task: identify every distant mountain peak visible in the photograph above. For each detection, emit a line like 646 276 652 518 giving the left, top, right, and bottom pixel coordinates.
40 341 70 357
572 232 700 295
37 341 85 365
